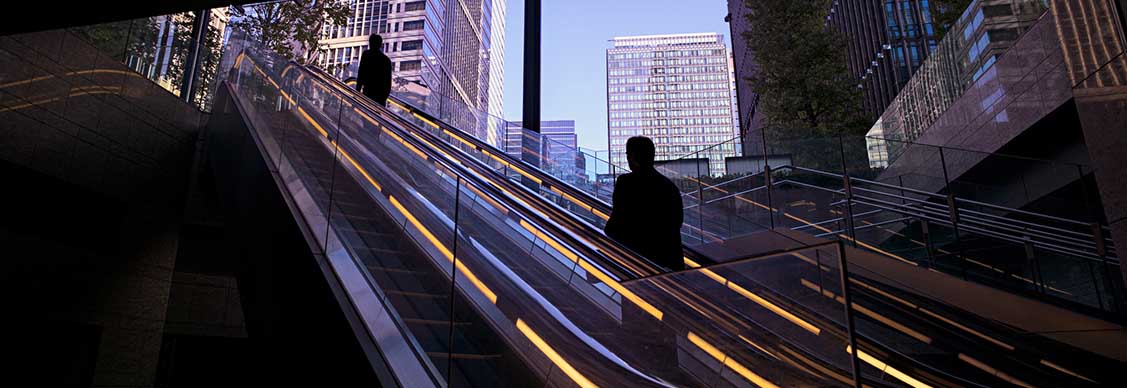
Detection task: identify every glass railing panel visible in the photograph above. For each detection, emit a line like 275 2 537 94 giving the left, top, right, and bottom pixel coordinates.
70 11 226 111
224 34 456 385
624 243 859 387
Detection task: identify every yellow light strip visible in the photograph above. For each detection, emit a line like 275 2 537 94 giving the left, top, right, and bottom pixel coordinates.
354 108 379 126
848 279 917 309
799 279 931 344
0 97 62 112
388 99 408 111
72 69 139 77
688 332 779 388
917 308 1014 351
591 208 610 220
483 150 543 184
389 195 497 304
465 182 508 215
550 187 608 220
520 220 662 320
684 258 821 335
958 353 1035 388
738 335 779 360
297 107 328 137
1039 359 1098 384
381 127 428 160
0 74 56 89
778 345 853 385
249 62 501 309
405 130 454 160
443 129 477 148
333 141 382 192
847 345 932 388
577 259 663 321
726 281 821 335
412 112 440 128
516 319 598 388
520 219 579 262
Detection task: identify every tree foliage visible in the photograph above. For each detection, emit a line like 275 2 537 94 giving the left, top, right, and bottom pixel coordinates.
742 0 868 140
230 0 351 65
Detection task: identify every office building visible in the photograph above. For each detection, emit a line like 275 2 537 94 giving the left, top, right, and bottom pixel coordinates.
726 0 766 157
505 120 583 183
606 32 741 176
867 0 1047 148
319 0 507 146
828 0 941 120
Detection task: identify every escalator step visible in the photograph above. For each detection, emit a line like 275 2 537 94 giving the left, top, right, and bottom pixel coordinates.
366 265 430 275
384 290 449 299
427 352 503 360
404 318 471 327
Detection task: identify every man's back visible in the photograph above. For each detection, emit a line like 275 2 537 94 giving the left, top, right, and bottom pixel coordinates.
604 168 684 271
357 49 392 103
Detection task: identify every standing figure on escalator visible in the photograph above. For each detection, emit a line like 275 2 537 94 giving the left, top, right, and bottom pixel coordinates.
605 136 685 271
356 34 392 106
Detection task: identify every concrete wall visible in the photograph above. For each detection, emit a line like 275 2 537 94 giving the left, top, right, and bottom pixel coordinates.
1 27 202 387
1057 0 1127 298
2 26 380 386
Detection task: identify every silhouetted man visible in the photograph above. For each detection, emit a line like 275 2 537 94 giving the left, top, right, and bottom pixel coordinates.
605 136 685 271
356 34 392 106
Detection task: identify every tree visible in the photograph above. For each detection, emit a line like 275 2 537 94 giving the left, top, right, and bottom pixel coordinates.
742 0 868 140
229 0 351 66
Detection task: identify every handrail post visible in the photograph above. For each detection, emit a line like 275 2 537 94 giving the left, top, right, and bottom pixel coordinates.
843 174 858 247
1024 238 1046 294
837 240 863 388
697 160 705 244
1091 223 1120 313
765 164 775 229
938 147 968 279
921 218 936 268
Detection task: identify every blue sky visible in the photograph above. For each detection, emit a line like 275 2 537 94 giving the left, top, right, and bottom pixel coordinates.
501 0 732 150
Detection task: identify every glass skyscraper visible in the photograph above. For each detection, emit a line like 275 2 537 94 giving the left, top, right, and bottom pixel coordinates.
606 33 741 176
319 0 506 146
828 0 941 120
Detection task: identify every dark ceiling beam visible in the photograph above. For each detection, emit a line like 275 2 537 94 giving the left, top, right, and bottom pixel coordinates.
1 0 260 36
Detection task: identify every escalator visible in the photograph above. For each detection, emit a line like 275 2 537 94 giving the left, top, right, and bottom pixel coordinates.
217 39 853 387
214 30 1124 387
292 59 1125 387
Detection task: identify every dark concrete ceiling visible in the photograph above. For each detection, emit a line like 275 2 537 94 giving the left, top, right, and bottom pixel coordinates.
1 0 261 36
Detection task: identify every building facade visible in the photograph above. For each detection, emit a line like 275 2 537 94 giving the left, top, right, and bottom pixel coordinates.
829 0 941 120
319 0 506 146
606 33 741 177
726 0 766 157
866 0 1048 160
505 120 584 184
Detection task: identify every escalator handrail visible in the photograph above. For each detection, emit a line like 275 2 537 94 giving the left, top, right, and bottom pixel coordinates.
305 65 715 275
293 67 1053 387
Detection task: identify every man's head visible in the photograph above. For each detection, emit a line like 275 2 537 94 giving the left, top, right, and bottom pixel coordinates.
625 136 656 170
370 34 383 50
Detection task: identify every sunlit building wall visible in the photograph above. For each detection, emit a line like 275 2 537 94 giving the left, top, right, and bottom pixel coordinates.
606 32 741 176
